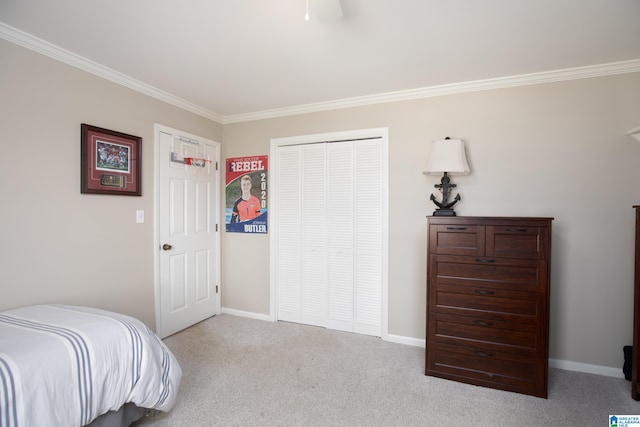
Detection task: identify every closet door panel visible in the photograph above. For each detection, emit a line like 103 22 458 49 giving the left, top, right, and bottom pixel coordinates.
354 140 383 335
327 142 355 331
276 146 303 322
301 145 328 326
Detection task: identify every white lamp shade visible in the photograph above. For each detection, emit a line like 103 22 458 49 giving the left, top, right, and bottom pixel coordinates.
424 139 471 175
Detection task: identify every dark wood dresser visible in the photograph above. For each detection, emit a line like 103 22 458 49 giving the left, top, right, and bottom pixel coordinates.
633 206 640 400
425 216 553 398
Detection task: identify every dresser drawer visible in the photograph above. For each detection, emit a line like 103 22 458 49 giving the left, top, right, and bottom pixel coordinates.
428 312 542 356
426 342 547 397
429 224 485 256
429 254 546 293
432 283 541 317
486 226 549 260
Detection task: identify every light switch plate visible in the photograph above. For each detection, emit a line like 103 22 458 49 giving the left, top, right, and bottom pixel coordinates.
136 210 144 223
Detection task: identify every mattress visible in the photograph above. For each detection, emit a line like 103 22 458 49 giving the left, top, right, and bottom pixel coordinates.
0 304 181 427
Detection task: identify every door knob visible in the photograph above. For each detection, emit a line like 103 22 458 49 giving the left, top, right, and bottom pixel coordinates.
162 243 173 251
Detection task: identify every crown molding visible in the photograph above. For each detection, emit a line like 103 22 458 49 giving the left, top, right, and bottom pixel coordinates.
2 21 639 126
0 22 224 123
224 59 640 123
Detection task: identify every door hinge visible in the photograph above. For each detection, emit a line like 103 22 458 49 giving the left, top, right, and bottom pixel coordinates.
215 223 218 232
216 285 219 293
215 161 218 170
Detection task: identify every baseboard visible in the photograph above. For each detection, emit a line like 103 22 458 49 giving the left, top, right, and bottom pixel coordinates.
549 358 625 379
220 307 273 322
385 333 426 348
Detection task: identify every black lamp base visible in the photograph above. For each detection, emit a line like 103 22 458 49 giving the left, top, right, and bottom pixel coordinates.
430 172 463 217
432 208 457 216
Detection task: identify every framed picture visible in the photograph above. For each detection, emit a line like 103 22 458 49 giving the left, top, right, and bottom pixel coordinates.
81 124 142 196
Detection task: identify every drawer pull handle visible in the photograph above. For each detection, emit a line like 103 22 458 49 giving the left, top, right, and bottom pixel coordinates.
473 351 495 357
474 289 495 295
446 227 467 230
473 351 495 358
475 258 496 263
506 228 527 232
474 320 494 327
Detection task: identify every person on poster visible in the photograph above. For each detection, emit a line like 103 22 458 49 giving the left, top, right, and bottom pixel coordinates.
230 174 261 223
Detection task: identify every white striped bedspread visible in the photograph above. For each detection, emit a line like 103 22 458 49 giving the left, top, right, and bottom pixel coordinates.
0 305 182 427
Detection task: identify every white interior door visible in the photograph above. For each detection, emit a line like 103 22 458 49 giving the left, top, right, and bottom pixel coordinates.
156 125 220 338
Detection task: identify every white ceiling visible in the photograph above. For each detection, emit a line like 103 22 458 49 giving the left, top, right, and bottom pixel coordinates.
1 0 639 122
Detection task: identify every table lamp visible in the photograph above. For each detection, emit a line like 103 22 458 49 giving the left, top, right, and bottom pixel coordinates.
423 137 470 216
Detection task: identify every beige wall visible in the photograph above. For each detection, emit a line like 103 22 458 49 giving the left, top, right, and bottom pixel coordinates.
3 36 640 372
222 72 640 371
0 39 222 327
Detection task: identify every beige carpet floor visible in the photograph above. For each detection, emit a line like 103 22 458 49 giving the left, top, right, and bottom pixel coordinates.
136 314 640 427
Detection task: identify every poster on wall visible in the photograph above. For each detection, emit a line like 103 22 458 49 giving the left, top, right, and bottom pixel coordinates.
225 155 268 234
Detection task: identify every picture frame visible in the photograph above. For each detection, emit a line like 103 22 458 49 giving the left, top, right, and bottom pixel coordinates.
81 124 142 196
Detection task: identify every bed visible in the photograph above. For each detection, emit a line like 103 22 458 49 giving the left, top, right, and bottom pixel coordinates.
0 304 182 427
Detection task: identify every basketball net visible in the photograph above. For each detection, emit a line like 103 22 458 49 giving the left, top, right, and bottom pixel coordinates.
184 157 212 175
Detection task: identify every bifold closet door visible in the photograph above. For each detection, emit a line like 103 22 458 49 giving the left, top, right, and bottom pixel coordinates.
275 139 383 337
